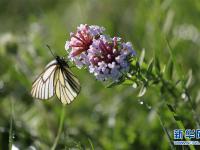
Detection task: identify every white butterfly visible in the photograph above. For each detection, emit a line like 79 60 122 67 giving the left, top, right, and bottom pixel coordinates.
31 56 81 104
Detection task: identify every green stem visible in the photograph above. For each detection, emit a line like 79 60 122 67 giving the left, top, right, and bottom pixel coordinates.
9 99 14 150
139 100 175 150
159 76 195 150
159 77 196 150
157 112 175 150
167 105 196 150
185 90 200 127
88 138 95 150
51 105 66 150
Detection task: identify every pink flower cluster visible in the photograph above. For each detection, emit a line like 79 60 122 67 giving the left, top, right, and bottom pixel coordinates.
65 24 136 81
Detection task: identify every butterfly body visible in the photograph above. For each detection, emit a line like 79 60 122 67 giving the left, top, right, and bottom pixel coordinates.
31 56 81 105
55 56 69 68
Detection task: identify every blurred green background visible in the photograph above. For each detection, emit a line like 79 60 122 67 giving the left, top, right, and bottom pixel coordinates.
0 0 200 149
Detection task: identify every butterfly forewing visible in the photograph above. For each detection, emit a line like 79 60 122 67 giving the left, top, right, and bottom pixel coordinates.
31 58 81 104
31 60 57 99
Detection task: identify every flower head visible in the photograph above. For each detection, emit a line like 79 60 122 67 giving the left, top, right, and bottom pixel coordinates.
65 24 105 68
65 24 136 81
87 35 136 81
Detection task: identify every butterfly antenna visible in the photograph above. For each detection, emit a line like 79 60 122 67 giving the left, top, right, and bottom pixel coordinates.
46 45 56 58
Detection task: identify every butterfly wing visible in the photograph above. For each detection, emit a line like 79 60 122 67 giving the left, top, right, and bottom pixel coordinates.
54 66 81 104
31 60 58 99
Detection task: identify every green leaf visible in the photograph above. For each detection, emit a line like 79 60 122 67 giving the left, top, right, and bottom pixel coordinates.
186 69 192 88
130 58 137 66
138 84 147 97
166 38 184 80
173 115 184 121
166 58 174 80
154 56 161 74
161 65 166 74
167 104 175 113
88 138 94 150
123 79 134 85
106 78 125 88
139 48 145 66
132 82 138 88
147 58 154 74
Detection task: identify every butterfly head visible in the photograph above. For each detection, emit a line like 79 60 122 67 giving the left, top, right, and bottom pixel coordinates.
56 56 69 68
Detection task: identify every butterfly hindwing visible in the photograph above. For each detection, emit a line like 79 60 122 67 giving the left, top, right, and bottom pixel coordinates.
54 66 81 104
63 67 81 94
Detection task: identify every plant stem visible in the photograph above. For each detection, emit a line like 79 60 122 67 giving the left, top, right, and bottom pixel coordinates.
51 105 66 150
9 99 14 150
157 112 175 150
167 105 196 150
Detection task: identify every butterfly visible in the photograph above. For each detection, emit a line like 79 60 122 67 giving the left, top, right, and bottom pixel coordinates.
31 48 81 105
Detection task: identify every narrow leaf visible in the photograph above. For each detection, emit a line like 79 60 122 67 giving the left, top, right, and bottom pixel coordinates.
88 138 94 150
167 104 176 113
138 84 147 97
186 69 192 88
154 56 161 74
166 38 184 80
173 115 183 121
166 58 174 80
106 79 124 88
123 79 134 85
139 48 145 66
147 58 154 74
